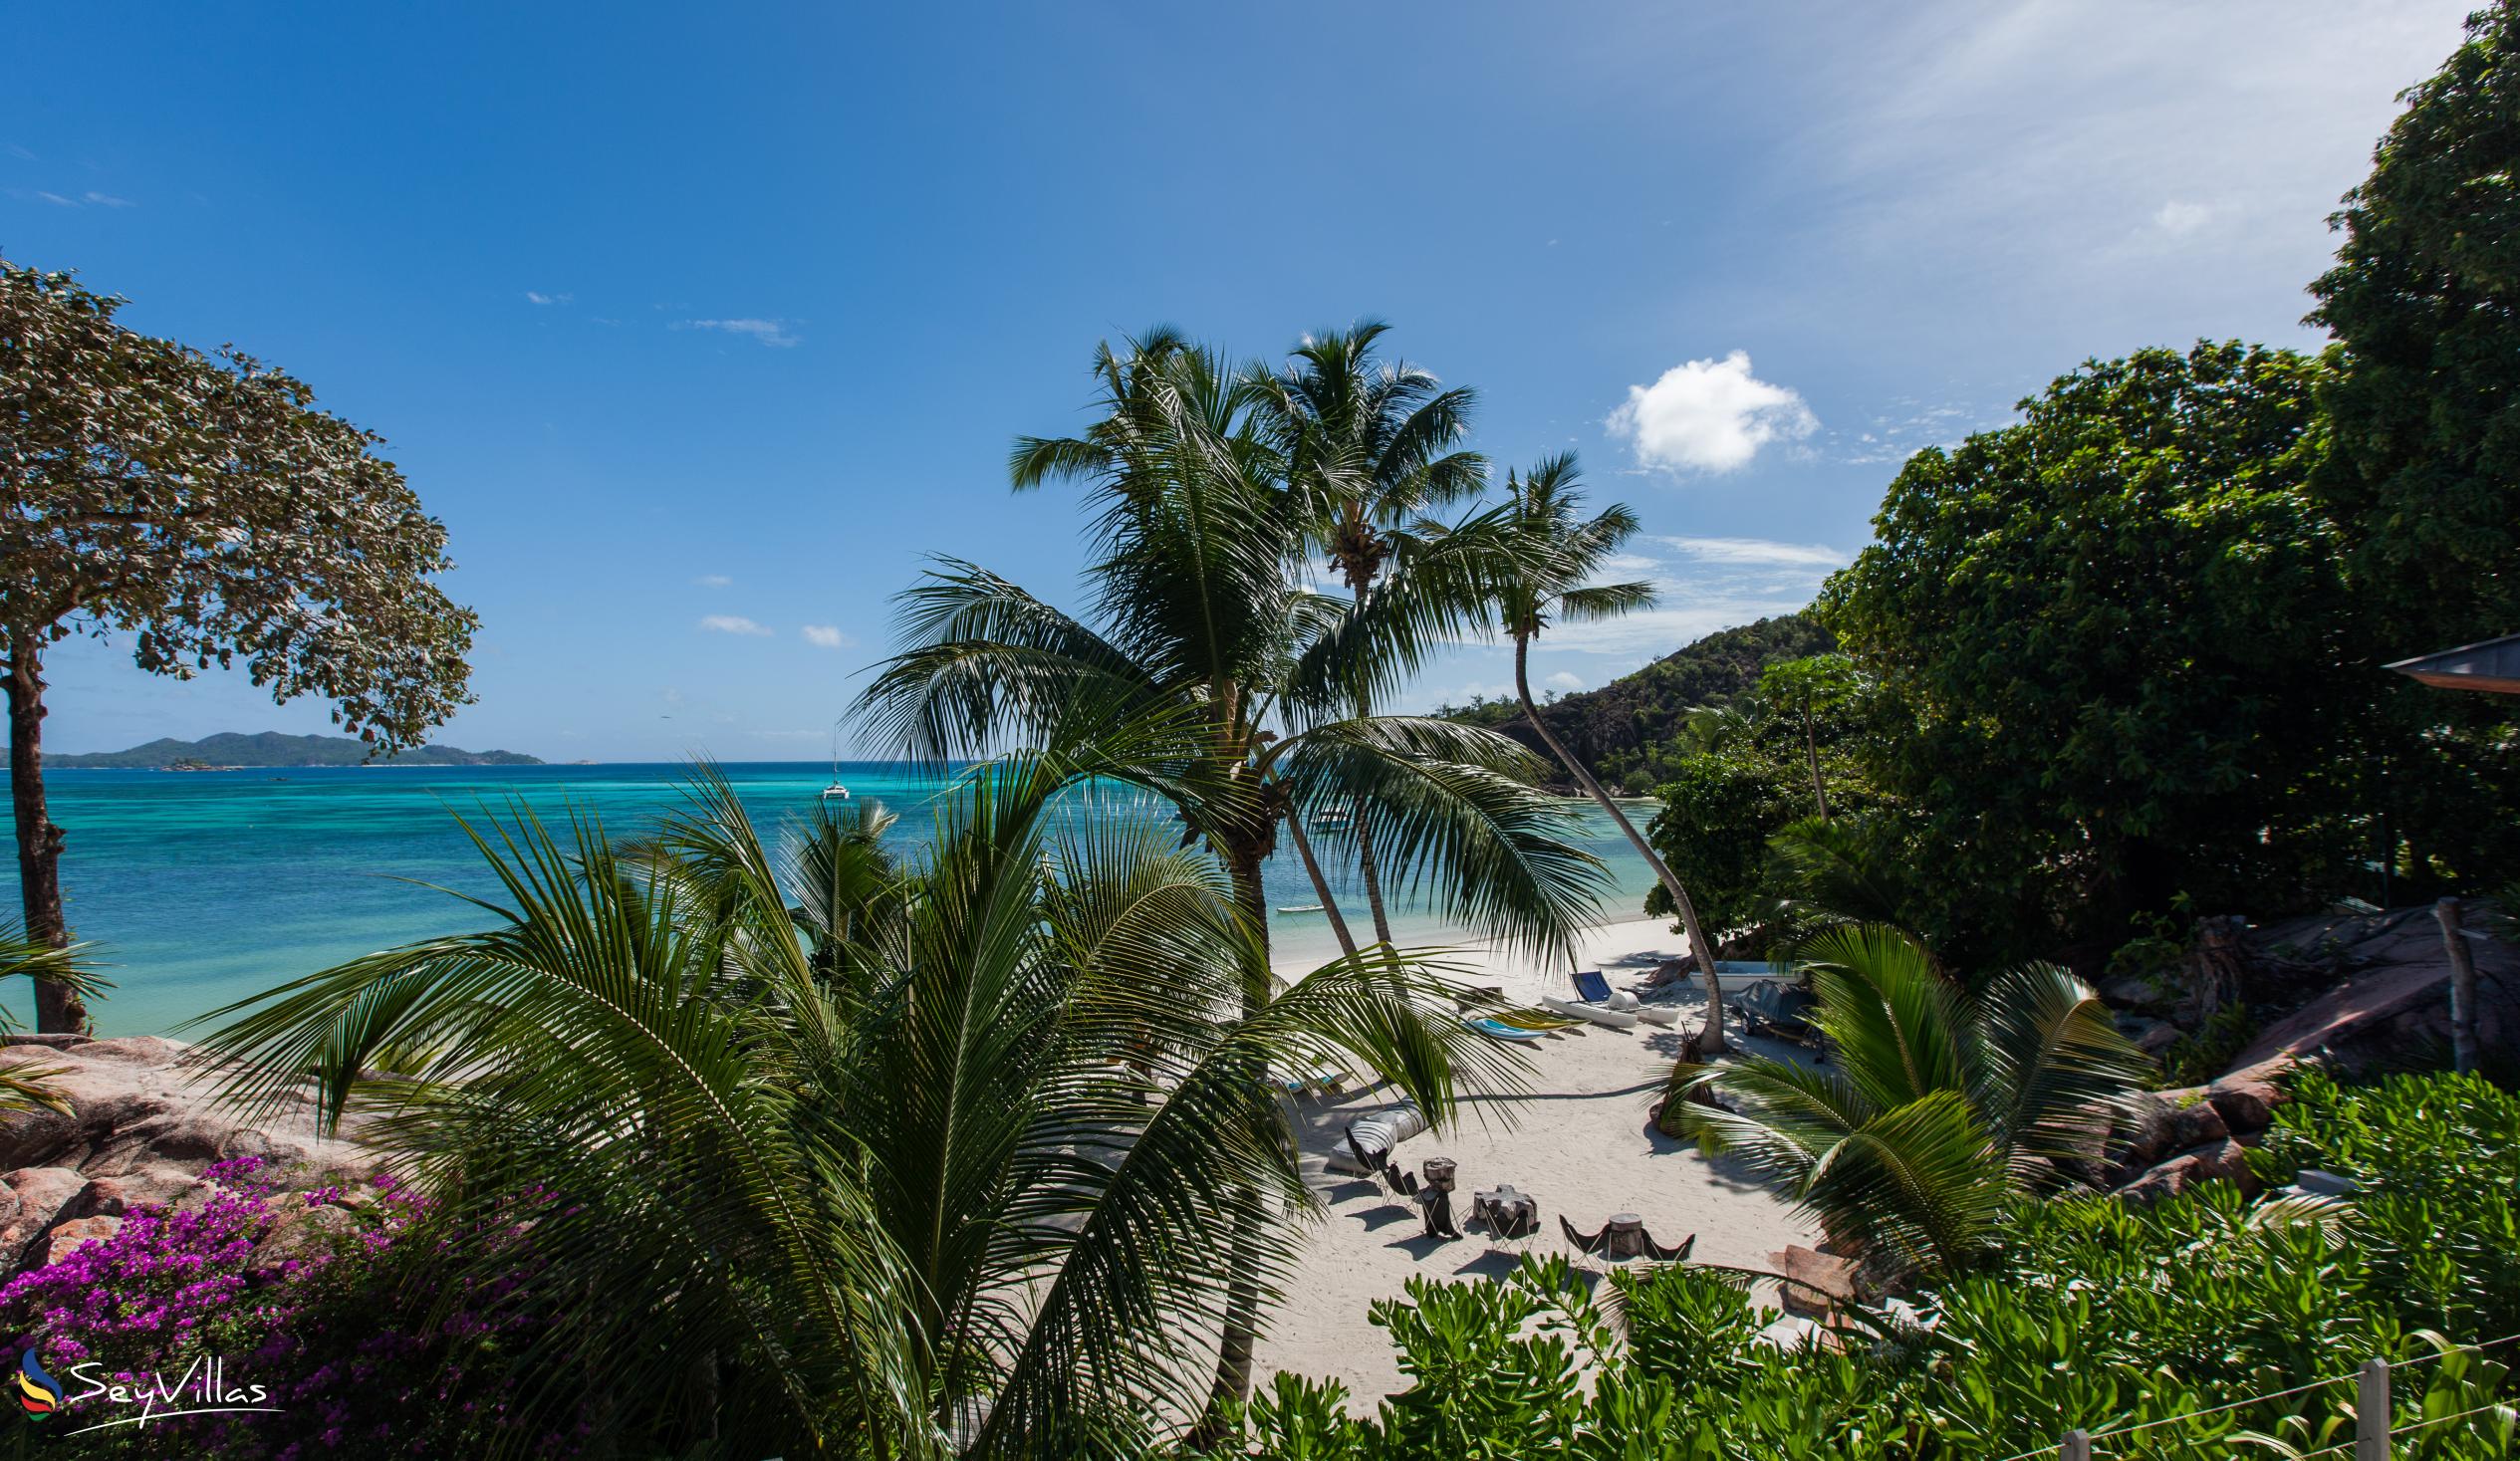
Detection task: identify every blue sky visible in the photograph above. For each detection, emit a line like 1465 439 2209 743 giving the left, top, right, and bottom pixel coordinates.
6 1 2477 761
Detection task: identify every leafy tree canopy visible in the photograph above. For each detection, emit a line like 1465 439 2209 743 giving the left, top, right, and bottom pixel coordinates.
0 262 477 746
1820 343 2440 959
2309 0 2520 646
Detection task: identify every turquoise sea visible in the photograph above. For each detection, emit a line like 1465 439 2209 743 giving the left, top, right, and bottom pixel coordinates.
5 763 1661 1036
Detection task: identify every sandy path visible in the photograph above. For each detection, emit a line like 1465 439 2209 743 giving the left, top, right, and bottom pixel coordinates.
1252 919 1821 1409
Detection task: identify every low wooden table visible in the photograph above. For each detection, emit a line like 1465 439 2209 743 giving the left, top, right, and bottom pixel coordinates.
1605 1212 1646 1259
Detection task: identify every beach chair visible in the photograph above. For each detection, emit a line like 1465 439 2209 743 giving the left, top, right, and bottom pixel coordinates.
1572 969 1616 1004
1561 1213 1696 1263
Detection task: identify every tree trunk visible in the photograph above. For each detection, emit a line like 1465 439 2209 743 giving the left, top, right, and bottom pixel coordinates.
2437 897 2479 1076
1205 832 1270 1416
1355 815 1395 947
1284 813 1360 960
1346 583 1396 947
1803 709 1831 824
1514 636 1725 1052
5 635 88 1034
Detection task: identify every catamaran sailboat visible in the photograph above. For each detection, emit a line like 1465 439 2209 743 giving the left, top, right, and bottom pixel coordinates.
821 720 851 801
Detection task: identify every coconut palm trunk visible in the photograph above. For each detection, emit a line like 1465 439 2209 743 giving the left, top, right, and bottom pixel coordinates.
1513 634 1727 1051
1283 814 1361 959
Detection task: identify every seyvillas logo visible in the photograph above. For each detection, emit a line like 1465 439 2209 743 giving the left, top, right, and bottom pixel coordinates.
14 1349 62 1419
8 1349 284 1437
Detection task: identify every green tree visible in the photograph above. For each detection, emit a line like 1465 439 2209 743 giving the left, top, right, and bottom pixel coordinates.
1670 924 2148 1280
1446 453 1732 1049
202 757 1525 1457
1640 658 1887 950
1821 344 2391 960
2308 0 2520 648
1252 322 1487 948
856 330 1603 1409
0 262 477 1031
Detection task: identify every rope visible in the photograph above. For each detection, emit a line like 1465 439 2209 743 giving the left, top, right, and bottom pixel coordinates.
2287 1398 2519 1458
1981 1331 2520 1461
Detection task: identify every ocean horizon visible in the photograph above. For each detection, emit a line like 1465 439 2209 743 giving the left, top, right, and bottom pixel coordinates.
5 761 1663 1037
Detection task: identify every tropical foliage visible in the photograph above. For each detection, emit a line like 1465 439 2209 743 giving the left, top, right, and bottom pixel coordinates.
198 754 1527 1457
1669 924 2149 1279
859 328 1604 974
1816 342 2520 963
1639 654 1892 945
1208 1071 2520 1460
1251 321 1489 947
2308 0 2520 652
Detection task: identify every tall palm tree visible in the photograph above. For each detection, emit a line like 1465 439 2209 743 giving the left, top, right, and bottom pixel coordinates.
197 754 1524 1457
1251 322 1488 948
1450 451 1734 1050
1669 923 2148 1279
857 330 1606 1409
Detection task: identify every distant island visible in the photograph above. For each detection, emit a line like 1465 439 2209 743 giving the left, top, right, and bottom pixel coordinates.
49 732 543 770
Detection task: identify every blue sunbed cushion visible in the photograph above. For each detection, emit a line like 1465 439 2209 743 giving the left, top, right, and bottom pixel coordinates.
1572 970 1614 1003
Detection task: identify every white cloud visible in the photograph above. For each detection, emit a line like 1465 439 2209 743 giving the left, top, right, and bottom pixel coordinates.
1653 536 1849 569
525 290 574 306
1545 671 1585 691
32 191 73 206
692 574 733 589
801 624 854 649
2153 200 2214 237
698 614 772 636
1777 2 2472 332
1607 351 1817 474
682 318 800 349
82 191 133 208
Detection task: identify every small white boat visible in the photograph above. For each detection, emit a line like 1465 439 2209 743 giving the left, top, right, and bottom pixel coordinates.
821 719 851 800
1276 903 1325 915
1540 996 1640 1031
1635 1004 1679 1027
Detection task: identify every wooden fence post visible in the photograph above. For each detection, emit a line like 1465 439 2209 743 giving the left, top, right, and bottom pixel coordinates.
2358 1356 2392 1461
2436 898 2479 1076
2060 1429 2091 1461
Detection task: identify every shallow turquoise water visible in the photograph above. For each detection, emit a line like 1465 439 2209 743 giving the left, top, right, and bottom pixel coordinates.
4 764 1660 1036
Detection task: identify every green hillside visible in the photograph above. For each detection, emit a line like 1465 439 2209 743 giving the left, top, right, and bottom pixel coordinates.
49 732 542 769
1437 612 1833 791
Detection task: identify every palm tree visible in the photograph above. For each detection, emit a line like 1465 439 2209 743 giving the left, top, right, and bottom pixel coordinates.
1668 923 2148 1279
1251 322 1488 948
857 330 1607 1409
0 924 99 1114
1450 452 1735 1050
198 755 1525 1457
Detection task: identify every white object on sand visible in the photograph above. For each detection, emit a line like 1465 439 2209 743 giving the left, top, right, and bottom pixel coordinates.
1634 1004 1679 1027
1328 1102 1430 1174
1541 996 1640 1030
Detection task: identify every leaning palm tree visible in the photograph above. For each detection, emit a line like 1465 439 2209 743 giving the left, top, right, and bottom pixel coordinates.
859 330 1607 1409
1250 322 1488 947
1668 923 2148 1280
197 750 1522 1457
1448 451 1734 1050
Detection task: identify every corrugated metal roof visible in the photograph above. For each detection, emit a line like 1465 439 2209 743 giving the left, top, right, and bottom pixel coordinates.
2387 632 2520 695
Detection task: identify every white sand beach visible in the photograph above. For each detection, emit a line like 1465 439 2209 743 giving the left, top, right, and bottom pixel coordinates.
1256 918 1823 1409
